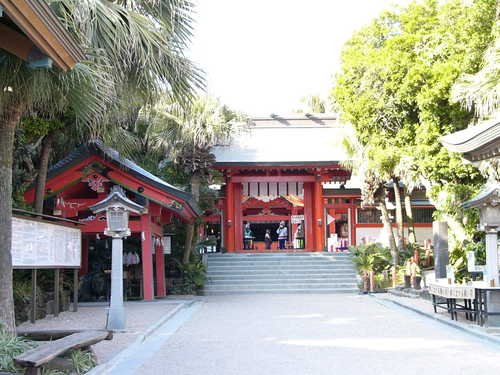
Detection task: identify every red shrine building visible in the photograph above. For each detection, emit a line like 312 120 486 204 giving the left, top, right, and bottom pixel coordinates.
24 141 200 301
206 114 435 252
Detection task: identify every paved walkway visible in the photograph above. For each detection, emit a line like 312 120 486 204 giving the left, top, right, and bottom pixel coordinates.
104 294 500 375
18 300 182 363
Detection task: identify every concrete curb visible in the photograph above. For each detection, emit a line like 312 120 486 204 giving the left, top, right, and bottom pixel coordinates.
87 300 195 375
140 301 191 342
370 294 500 347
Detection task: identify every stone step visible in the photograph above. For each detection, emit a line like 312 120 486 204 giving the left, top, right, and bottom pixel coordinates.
207 254 351 260
207 258 352 266
203 288 358 295
205 282 358 290
207 269 355 276
208 265 355 273
206 278 357 285
207 273 357 281
204 252 358 295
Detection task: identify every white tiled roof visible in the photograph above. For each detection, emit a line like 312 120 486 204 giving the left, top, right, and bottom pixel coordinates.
213 114 352 165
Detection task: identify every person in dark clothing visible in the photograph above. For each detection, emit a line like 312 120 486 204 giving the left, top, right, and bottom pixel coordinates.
265 229 272 250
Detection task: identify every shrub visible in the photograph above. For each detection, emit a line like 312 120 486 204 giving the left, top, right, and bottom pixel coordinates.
0 329 36 373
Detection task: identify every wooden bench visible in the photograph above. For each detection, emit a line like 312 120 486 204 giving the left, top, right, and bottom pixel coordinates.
14 330 112 375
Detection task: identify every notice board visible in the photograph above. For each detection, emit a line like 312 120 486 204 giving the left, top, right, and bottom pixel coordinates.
11 216 82 268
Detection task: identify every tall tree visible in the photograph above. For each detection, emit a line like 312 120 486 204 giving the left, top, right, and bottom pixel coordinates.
1 0 202 332
141 96 243 264
334 0 496 247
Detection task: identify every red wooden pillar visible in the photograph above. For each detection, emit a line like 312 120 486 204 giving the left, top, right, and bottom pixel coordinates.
304 182 314 251
350 205 357 246
313 178 324 251
141 211 154 301
234 183 243 250
155 237 166 297
225 180 235 252
80 237 89 276
291 206 299 249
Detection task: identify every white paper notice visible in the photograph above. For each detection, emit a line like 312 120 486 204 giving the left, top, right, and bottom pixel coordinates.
11 217 81 268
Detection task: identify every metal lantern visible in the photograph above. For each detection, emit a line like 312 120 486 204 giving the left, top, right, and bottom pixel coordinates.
106 207 129 235
89 185 146 238
88 185 146 330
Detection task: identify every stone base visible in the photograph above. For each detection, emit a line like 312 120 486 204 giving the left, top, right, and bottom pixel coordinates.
486 290 500 328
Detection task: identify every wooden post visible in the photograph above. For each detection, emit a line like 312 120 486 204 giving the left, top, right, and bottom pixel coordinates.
225 180 235 252
313 179 324 251
155 238 166 297
141 211 154 301
234 183 243 250
54 269 60 317
80 237 89 276
30 269 37 324
304 182 314 251
73 269 78 312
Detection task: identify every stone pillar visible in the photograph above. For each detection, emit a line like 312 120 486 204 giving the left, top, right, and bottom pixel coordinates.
107 238 125 329
433 221 448 279
485 227 499 287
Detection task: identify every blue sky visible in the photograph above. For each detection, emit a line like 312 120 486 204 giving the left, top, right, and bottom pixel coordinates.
189 0 411 116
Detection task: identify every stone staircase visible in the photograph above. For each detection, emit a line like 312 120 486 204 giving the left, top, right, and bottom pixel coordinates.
204 252 359 295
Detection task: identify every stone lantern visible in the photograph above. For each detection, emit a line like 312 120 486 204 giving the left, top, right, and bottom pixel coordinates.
89 185 146 330
463 183 500 286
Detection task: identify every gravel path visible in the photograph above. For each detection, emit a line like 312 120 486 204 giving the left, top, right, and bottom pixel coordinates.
136 294 500 375
17 301 181 363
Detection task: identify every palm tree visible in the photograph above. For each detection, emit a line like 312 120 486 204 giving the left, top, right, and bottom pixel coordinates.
1 0 202 332
142 96 243 264
0 55 112 332
341 134 399 285
29 0 204 214
452 33 500 119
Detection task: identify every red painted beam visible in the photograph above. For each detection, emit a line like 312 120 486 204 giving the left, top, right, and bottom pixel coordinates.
231 175 316 183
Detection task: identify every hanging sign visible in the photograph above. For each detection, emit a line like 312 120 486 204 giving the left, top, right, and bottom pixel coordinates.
11 217 81 268
162 236 172 254
291 215 304 224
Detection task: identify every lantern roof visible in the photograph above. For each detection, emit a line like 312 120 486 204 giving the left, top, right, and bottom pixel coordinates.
439 117 500 162
462 183 500 209
89 186 147 215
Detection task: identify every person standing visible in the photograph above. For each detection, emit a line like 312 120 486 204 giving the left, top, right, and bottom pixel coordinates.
294 223 304 249
265 229 272 251
276 221 288 250
244 223 253 250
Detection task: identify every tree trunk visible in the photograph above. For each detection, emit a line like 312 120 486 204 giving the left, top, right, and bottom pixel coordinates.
0 101 24 333
182 173 201 264
34 133 54 213
404 187 417 244
379 200 398 266
393 178 404 249
363 271 369 292
369 271 375 292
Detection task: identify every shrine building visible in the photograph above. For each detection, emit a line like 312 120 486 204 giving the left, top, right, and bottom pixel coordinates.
24 141 200 301
206 114 435 252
